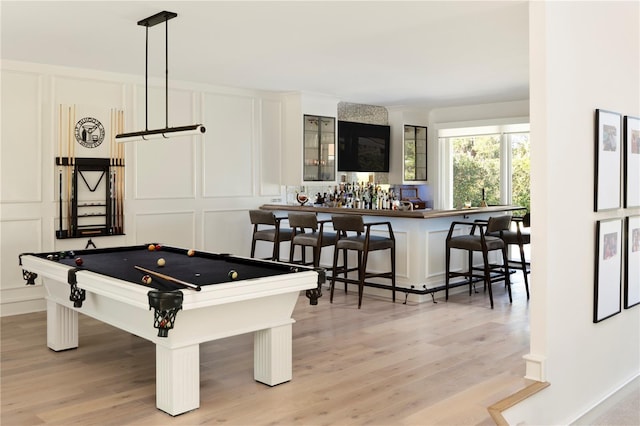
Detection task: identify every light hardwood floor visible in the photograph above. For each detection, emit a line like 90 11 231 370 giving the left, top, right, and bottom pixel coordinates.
1 274 532 425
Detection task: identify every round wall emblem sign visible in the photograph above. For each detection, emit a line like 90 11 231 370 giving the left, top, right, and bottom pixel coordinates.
75 117 105 148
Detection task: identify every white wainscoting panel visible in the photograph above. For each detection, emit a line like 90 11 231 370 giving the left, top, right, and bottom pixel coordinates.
427 228 450 280
202 93 255 198
260 99 283 197
203 209 253 257
1 218 43 289
133 87 197 200
135 212 195 248
1 70 42 202
54 75 126 107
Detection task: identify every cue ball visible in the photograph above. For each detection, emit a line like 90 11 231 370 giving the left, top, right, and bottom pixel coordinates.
187 249 195 257
142 275 152 285
75 257 83 266
148 244 156 251
157 258 166 267
228 270 238 280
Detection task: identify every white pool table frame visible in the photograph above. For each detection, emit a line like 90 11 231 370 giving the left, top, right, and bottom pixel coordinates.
21 254 319 416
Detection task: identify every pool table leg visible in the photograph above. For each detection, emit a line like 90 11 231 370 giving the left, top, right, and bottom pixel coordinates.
47 299 78 351
253 321 293 386
156 344 200 416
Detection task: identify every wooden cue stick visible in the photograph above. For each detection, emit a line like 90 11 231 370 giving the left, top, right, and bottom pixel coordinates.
58 104 62 165
118 110 124 233
71 105 76 234
115 110 120 233
71 105 76 165
134 265 201 291
58 104 63 235
67 106 72 235
110 109 115 234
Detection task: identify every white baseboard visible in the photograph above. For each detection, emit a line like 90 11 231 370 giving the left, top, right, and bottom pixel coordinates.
1 298 46 317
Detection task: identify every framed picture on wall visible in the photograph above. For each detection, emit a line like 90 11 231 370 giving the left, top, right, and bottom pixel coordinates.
594 109 622 211
624 215 640 309
594 218 623 322
623 116 640 208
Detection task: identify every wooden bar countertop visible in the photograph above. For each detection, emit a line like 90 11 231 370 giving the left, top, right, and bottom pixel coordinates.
259 204 526 219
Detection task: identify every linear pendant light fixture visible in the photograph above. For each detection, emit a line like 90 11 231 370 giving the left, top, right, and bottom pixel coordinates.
116 11 205 143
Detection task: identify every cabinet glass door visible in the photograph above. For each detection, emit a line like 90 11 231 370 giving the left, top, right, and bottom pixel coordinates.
404 125 427 181
304 115 335 181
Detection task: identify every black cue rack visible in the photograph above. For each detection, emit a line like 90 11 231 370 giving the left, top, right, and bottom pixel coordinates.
56 157 125 239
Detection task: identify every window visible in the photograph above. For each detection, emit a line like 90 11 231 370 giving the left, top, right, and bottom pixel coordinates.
439 123 530 211
404 125 427 181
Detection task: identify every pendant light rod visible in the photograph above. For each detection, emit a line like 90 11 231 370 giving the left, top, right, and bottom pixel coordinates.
116 10 206 143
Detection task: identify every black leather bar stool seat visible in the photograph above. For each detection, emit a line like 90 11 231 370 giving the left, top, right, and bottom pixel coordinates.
487 212 531 299
330 214 396 309
288 212 337 267
249 210 293 261
445 215 512 309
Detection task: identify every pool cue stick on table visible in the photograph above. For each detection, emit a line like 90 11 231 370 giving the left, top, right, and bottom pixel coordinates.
134 265 202 291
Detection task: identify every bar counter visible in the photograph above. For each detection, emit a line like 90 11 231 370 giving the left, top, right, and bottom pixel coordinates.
260 204 525 219
259 204 526 304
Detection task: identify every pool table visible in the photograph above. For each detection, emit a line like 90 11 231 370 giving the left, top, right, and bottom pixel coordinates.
19 244 323 416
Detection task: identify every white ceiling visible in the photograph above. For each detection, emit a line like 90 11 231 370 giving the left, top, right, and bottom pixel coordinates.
1 1 529 108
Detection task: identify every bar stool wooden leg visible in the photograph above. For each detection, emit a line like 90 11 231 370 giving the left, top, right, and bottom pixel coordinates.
391 245 396 302
445 244 451 301
519 243 529 299
482 249 494 309
330 247 340 303
503 246 512 303
359 250 368 309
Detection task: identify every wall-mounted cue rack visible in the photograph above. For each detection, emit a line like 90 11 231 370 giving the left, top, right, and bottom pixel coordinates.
56 106 125 239
55 157 124 239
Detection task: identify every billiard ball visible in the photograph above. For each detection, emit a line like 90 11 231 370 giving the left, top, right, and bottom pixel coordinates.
148 244 156 251
142 275 152 285
228 270 238 280
187 249 195 257
157 258 166 267
75 257 83 266
47 254 53 260
155 244 162 251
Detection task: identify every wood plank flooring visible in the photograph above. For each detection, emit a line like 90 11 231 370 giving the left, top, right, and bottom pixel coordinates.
1 274 532 425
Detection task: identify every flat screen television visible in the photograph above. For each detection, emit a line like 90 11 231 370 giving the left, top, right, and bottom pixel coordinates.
337 121 391 172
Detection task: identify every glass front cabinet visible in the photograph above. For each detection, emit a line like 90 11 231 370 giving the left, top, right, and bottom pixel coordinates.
404 124 427 181
303 115 335 182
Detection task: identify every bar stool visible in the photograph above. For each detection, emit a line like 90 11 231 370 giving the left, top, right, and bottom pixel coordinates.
330 215 396 308
488 212 531 299
445 215 512 309
249 210 293 261
288 212 337 267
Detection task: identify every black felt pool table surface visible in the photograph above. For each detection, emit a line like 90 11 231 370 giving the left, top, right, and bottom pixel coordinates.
46 245 297 291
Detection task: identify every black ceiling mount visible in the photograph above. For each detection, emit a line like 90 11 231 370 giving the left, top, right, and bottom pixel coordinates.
137 10 177 27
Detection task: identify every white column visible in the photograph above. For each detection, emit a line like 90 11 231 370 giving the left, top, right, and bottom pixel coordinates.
46 299 78 351
155 344 200 416
253 321 293 386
